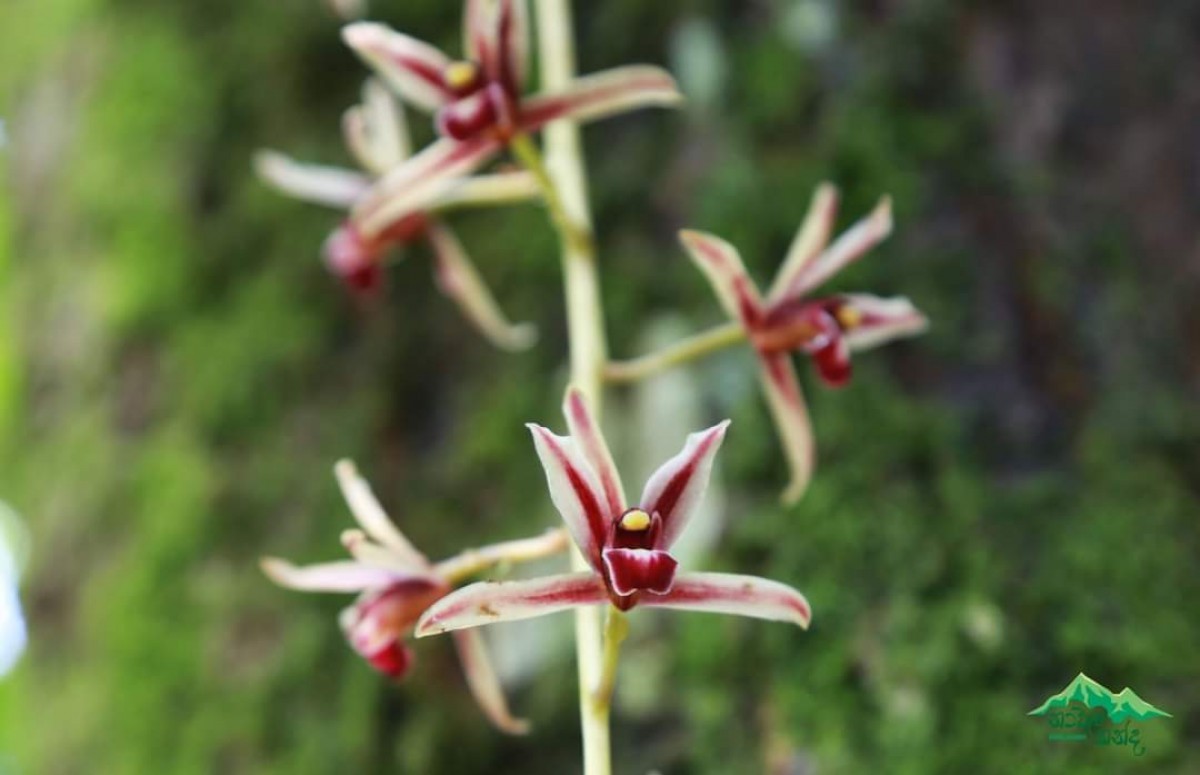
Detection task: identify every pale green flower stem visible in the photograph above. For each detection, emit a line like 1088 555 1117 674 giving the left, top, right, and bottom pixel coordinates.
603 321 746 383
530 2 617 773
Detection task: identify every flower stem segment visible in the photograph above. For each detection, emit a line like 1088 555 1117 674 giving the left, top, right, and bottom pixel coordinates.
604 321 745 383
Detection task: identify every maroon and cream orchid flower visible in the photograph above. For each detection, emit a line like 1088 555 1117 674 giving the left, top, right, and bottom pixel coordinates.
256 78 540 351
414 388 811 637
681 183 929 503
262 459 569 734
341 0 682 236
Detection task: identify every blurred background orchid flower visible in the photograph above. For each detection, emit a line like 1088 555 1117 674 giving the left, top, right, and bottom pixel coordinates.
415 388 810 636
262 460 567 734
256 78 539 351
342 0 682 236
682 184 928 503
0 502 27 679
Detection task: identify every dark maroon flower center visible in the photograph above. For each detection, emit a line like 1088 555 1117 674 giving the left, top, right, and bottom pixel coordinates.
436 60 518 142
323 216 428 293
601 508 678 608
751 297 859 387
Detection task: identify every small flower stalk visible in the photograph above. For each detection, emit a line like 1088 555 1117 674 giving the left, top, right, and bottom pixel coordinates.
262 460 568 733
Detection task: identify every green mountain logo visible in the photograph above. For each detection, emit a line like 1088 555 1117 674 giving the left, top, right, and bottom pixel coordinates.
1029 673 1172 722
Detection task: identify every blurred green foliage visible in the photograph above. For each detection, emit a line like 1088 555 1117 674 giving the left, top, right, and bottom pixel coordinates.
2 0 1197 773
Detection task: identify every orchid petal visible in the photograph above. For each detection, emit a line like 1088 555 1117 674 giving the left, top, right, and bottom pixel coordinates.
429 171 540 210
416 572 607 636
352 137 502 237
779 196 893 300
427 223 537 351
452 629 531 735
343 78 410 175
254 150 370 209
639 420 729 549
334 460 431 569
463 0 494 72
639 571 811 629
260 557 401 593
342 23 453 113
563 387 626 518
757 353 815 504
496 0 529 93
767 182 839 302
340 529 441 580
520 66 683 133
840 294 929 352
526 424 609 570
679 230 765 327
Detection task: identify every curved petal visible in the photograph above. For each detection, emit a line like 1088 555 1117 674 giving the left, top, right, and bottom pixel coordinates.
352 137 503 237
334 460 431 569
526 424 609 570
840 294 929 352
260 557 402 593
778 196 893 300
342 23 452 112
254 150 370 209
638 571 811 629
767 182 839 302
757 352 815 505
429 171 540 210
639 420 729 549
563 387 626 518
452 629 531 735
464 0 494 73
342 78 410 175
415 573 607 636
679 230 764 327
519 66 683 133
427 223 537 351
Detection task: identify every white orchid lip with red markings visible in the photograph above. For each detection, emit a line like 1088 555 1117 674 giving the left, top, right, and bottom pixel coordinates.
341 0 682 234
414 388 811 637
680 183 929 502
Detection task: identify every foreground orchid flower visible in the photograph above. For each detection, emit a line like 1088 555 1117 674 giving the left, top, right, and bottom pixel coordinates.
415 388 810 637
341 0 682 236
256 78 539 351
681 183 928 503
262 460 569 733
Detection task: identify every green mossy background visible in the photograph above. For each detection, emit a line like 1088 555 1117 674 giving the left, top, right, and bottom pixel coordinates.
2 0 1198 772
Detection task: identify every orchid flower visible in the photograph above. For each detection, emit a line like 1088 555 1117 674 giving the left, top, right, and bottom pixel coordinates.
414 388 811 638
0 519 25 678
680 183 928 503
341 0 682 236
262 460 570 734
256 78 540 351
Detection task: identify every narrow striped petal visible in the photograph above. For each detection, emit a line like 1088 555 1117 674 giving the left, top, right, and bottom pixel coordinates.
334 460 431 569
679 230 765 327
527 424 610 569
840 294 929 352
778 196 893 300
639 420 729 550
639 571 811 629
767 182 839 302
260 557 403 593
563 387 626 518
342 23 453 112
254 150 370 209
495 0 530 93
429 171 539 210
452 629 531 735
352 137 502 237
757 353 815 504
416 573 608 636
427 223 537 351
519 66 682 133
